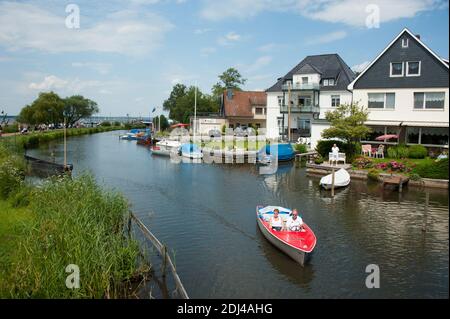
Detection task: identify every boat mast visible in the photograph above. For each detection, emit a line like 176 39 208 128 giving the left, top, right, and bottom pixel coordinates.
193 83 197 143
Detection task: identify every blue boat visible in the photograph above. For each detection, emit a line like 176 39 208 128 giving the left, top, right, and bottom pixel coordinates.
258 143 295 163
180 143 203 160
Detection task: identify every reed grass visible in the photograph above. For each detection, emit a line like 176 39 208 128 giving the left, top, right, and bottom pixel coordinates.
0 174 143 298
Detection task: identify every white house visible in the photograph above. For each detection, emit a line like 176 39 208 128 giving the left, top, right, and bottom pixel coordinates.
266 54 355 149
348 28 449 150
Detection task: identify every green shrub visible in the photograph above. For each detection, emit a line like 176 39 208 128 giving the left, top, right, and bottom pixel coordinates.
9 185 33 208
314 155 324 165
113 121 121 127
408 145 428 159
387 145 409 159
412 158 448 179
316 140 347 158
367 169 380 181
409 173 422 181
1 125 19 134
0 148 26 200
294 143 308 153
100 121 111 127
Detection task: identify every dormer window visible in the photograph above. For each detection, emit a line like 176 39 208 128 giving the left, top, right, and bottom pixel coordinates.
402 38 409 48
323 78 335 86
390 62 404 77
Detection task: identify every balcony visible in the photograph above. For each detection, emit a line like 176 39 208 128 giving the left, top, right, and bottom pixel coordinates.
281 83 320 91
280 105 320 113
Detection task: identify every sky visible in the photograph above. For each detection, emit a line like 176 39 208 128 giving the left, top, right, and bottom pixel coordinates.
0 0 449 117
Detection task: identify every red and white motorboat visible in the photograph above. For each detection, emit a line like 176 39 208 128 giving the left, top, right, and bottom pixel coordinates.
256 205 317 266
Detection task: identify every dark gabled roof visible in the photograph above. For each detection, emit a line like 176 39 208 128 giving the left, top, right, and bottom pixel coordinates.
266 54 355 92
295 63 322 75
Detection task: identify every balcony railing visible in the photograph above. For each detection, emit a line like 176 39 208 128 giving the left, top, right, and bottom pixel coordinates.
280 105 320 113
281 83 320 91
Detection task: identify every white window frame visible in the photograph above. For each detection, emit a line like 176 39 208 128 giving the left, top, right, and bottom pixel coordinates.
301 77 308 84
413 92 445 110
277 96 284 107
406 61 421 77
402 38 409 48
368 93 396 110
390 62 404 77
331 95 340 107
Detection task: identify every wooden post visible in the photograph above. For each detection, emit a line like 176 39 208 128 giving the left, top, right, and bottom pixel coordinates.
64 116 67 170
422 192 429 232
331 168 335 198
161 245 168 278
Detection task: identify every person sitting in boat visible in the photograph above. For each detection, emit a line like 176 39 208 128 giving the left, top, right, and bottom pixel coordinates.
269 209 283 231
286 209 304 232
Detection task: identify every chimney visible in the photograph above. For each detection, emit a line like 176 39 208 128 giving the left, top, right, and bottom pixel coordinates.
226 88 234 100
415 34 421 40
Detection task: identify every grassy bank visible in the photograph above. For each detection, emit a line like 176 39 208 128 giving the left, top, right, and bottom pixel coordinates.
0 143 146 298
0 126 122 152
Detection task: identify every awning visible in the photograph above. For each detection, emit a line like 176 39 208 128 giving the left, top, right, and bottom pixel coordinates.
401 121 449 128
365 121 402 126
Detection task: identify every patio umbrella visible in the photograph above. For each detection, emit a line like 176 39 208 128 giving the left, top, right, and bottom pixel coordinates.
170 123 189 129
375 134 398 141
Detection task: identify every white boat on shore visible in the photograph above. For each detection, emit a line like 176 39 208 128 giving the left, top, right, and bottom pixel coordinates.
320 168 350 190
181 143 203 160
151 139 181 156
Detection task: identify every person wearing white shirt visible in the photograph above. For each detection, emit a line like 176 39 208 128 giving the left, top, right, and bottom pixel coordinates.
269 209 283 231
331 144 339 164
286 209 304 232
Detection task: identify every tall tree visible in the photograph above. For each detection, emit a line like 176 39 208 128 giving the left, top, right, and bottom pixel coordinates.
64 95 99 127
153 114 170 131
212 68 247 98
163 84 219 123
321 102 371 156
17 92 64 126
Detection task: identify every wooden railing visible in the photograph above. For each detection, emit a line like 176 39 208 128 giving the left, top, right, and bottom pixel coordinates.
128 212 189 299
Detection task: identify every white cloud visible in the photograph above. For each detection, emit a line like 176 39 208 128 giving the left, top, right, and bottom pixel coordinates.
194 28 212 35
28 75 124 95
352 61 371 73
29 75 68 90
200 47 216 57
71 62 112 75
218 32 242 46
0 2 173 55
305 30 347 46
200 0 444 27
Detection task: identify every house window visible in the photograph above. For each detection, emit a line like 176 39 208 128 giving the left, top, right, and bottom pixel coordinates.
299 96 312 107
407 127 449 146
331 95 340 107
298 119 311 136
301 77 308 84
390 62 404 77
414 92 445 109
323 78 335 86
255 107 264 115
406 61 421 76
278 96 284 107
402 38 409 48
368 93 395 109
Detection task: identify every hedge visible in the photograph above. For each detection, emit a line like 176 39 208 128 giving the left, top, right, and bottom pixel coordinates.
412 158 449 179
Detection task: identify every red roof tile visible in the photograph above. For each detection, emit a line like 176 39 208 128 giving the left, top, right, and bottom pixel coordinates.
223 90 266 118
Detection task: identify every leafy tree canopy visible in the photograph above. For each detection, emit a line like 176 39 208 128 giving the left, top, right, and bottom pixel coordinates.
321 103 371 155
153 114 170 131
163 85 219 123
212 67 246 98
17 92 99 126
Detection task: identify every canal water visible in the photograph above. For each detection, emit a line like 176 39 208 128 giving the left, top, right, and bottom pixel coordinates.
28 131 449 298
